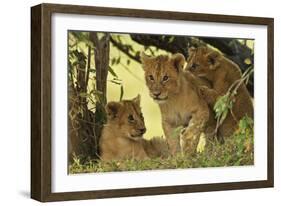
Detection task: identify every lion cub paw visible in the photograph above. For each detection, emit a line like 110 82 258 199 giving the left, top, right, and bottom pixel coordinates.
196 133 206 153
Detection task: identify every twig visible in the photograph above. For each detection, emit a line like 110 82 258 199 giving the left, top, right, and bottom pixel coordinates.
85 45 91 92
110 36 141 63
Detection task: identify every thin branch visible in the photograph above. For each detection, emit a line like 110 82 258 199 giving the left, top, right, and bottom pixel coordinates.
85 45 91 92
110 36 141 63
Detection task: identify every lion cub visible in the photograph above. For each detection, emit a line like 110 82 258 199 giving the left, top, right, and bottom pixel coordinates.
141 53 216 155
99 95 168 161
186 46 253 138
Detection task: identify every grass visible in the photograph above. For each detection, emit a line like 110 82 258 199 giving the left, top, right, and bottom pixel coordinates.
69 119 254 174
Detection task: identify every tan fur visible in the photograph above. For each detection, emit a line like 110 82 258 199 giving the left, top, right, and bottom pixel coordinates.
186 46 253 138
99 95 168 161
142 136 169 158
141 53 216 155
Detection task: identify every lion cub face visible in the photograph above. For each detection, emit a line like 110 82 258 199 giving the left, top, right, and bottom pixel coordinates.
186 47 222 80
105 95 146 140
141 53 186 104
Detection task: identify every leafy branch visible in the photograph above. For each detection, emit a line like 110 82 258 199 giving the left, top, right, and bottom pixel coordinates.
110 36 141 63
213 66 254 136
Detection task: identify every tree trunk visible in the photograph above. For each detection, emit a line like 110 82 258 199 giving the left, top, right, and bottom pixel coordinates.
90 32 110 157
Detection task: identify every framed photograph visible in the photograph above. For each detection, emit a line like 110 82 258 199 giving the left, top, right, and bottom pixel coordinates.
31 3 274 202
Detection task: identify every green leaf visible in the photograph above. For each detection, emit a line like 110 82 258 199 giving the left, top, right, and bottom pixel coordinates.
171 126 184 139
109 80 122 85
79 92 89 98
213 93 232 120
116 56 121 64
135 51 141 58
168 36 175 43
89 68 96 73
111 58 116 65
244 58 252 65
219 110 228 125
128 45 134 52
120 85 124 101
116 35 122 43
108 66 118 78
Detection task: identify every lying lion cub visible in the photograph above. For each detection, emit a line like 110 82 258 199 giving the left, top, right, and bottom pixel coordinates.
141 53 216 155
186 46 253 138
99 95 168 161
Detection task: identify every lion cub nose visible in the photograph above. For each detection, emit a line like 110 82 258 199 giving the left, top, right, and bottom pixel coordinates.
153 91 161 97
139 128 146 134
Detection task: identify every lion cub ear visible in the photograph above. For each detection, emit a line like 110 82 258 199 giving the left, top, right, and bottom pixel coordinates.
132 94 141 105
172 53 186 72
105 101 122 120
188 47 196 55
140 52 153 69
205 50 222 70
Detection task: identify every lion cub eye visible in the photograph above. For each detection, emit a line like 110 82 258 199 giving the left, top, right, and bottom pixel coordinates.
148 75 154 81
128 114 135 122
208 57 215 65
162 75 169 82
190 63 199 70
